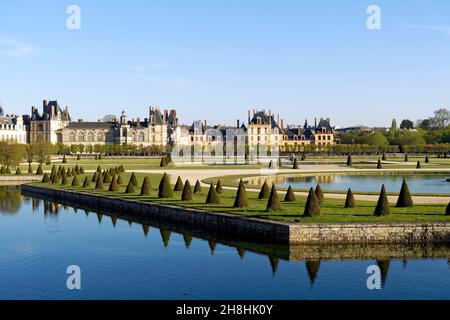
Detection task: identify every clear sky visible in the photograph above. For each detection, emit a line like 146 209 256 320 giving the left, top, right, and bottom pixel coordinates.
0 0 449 127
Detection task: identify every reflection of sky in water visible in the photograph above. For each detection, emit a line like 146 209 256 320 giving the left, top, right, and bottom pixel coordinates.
251 175 450 194
0 187 449 299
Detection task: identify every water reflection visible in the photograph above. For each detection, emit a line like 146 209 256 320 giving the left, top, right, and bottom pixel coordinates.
0 186 22 215
15 188 450 291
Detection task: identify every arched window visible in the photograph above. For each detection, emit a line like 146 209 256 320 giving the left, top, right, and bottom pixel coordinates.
139 132 145 142
87 132 94 142
37 124 44 132
69 132 76 142
78 133 84 142
97 132 104 142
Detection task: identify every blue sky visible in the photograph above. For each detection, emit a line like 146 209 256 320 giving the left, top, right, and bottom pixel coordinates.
0 0 449 127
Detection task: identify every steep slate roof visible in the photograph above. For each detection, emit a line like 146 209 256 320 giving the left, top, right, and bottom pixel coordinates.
249 111 280 129
149 107 165 125
189 120 206 134
316 118 333 132
0 116 16 125
66 122 116 130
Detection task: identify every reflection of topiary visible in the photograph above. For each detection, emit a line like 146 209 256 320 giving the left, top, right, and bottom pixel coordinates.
158 173 173 198
345 188 356 208
174 176 184 192
181 180 193 201
284 185 296 202
315 184 325 204
258 181 270 200
266 185 281 212
374 185 390 216
304 187 320 217
140 177 151 196
396 179 413 208
194 180 202 193
205 183 220 204
233 179 249 208
28 163 33 174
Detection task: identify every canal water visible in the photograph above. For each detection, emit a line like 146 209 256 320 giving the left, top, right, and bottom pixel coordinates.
0 186 449 300
249 174 450 194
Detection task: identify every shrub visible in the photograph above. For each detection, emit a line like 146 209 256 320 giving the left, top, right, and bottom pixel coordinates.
5 167 11 174
315 184 325 204
301 153 306 161
15 167 21 175
160 157 167 167
117 175 123 185
425 156 430 163
293 158 299 169
416 161 421 169
62 154 67 163
83 177 90 188
266 185 281 212
345 188 356 208
71 175 80 187
181 180 193 201
216 180 223 194
95 175 104 190
79 166 84 174
396 179 413 208
258 181 270 200
96 165 101 173
130 172 138 186
284 185 296 202
446 202 450 216
233 179 249 208
52 173 60 184
109 176 119 192
42 173 50 183
374 185 390 216
158 173 173 198
66 169 72 177
404 153 409 162
140 177 151 196
304 187 320 217
61 173 69 185
0 166 5 175
347 155 352 166
382 153 386 161
103 172 112 183
194 180 202 193
174 176 184 192
205 183 220 204
74 164 80 174
28 163 33 174
76 154 80 160
377 159 382 169
92 172 98 182
125 181 135 194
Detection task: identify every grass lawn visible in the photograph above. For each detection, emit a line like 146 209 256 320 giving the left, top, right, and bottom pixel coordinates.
34 170 450 224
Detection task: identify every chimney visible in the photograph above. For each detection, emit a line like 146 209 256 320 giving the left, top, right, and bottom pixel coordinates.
50 105 55 116
269 110 271 121
172 109 177 119
281 119 284 129
253 109 256 116
204 120 207 129
164 110 168 122
43 100 48 109
277 114 280 125
315 118 317 129
327 117 331 125
136 118 140 129
237 119 240 128
248 110 251 123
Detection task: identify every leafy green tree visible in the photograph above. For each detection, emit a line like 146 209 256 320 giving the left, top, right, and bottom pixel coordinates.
374 185 390 216
400 119 414 130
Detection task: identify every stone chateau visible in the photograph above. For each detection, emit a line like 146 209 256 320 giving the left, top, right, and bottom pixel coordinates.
0 100 334 151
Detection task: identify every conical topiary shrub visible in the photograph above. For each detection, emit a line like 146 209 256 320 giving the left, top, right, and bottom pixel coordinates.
396 179 413 208
304 187 320 217
28 163 33 174
61 173 69 185
284 185 296 202
5 167 11 174
103 172 112 183
416 161 421 169
95 175 104 190
92 172 98 182
71 175 80 187
347 155 352 166
140 177 151 196
258 181 270 199
96 165 102 173
160 157 167 167
130 172 138 186
301 153 306 161
216 180 224 194
425 156 429 163
83 177 90 188
377 159 382 169
382 153 386 161
266 185 281 212
15 167 22 175
116 174 123 185
293 158 299 169
233 179 249 208
446 202 450 216
205 183 220 204
158 173 173 198
66 169 72 177
62 154 67 163
345 188 356 208
42 173 50 183
79 166 84 174
125 181 135 194
36 164 43 175
174 176 184 192
374 184 390 216
52 173 60 184
404 153 409 162
194 180 202 193
77 154 80 160
181 180 193 201
109 176 119 192
315 184 325 204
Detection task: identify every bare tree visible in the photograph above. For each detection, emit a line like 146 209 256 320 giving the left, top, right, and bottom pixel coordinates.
431 108 449 128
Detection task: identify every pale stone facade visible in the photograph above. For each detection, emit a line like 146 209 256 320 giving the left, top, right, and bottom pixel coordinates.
0 107 27 144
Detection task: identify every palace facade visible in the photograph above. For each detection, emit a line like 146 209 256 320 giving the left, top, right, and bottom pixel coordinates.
0 106 27 144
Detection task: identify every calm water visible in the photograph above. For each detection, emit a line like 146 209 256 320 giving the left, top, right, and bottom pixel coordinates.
0 185 449 300
252 174 450 194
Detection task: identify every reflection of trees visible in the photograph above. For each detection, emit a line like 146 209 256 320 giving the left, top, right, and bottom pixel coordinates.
0 186 22 215
208 240 217 255
305 260 321 285
377 260 390 288
160 229 171 248
248 175 334 188
269 256 279 275
183 233 193 248
142 224 150 237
